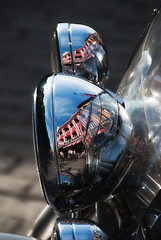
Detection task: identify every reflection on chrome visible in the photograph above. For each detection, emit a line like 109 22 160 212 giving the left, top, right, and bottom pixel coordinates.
137 174 161 206
51 23 108 87
57 93 116 156
53 217 109 240
33 73 132 213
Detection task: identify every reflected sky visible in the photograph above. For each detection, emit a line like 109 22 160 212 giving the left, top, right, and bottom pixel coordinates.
52 74 102 129
43 75 54 150
52 23 108 88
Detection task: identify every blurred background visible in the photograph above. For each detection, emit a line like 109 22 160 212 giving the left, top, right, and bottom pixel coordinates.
0 0 160 236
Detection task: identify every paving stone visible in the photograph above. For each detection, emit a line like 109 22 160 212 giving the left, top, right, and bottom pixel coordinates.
0 157 43 200
10 160 44 199
0 195 46 235
0 174 31 195
0 157 19 173
0 217 25 235
28 179 44 199
11 159 38 178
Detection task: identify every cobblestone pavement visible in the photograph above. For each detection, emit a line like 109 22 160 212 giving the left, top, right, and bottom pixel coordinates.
0 0 160 236
0 156 46 235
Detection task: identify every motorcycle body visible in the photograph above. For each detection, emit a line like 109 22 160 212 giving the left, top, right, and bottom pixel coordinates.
2 6 161 240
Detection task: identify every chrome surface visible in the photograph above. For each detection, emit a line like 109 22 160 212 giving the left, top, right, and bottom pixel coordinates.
51 23 108 87
142 209 161 238
116 9 161 222
52 217 109 240
0 233 37 240
33 73 132 213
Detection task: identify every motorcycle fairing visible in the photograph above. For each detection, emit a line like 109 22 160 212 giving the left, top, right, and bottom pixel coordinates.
117 8 161 222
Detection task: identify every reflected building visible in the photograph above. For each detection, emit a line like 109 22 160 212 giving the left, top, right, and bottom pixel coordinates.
51 23 108 87
57 96 114 162
62 33 106 84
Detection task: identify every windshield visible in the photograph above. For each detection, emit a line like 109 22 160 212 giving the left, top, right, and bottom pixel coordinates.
117 10 161 220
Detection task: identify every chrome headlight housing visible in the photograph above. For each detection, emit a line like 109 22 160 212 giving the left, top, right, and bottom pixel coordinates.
51 23 108 88
33 73 132 213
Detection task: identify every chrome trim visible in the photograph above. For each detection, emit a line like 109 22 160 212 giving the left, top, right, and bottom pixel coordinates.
52 217 109 240
51 23 108 87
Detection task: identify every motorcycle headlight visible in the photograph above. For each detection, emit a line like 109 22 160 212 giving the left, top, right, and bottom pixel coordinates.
51 23 108 88
33 73 132 213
